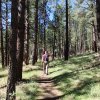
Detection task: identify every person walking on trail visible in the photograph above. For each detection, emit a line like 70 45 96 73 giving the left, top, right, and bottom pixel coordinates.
42 50 49 75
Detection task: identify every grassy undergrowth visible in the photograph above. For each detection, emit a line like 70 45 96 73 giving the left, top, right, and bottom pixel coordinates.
0 53 100 100
48 53 100 100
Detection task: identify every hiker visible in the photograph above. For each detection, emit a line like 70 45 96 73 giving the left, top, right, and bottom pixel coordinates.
42 50 49 75
41 50 45 68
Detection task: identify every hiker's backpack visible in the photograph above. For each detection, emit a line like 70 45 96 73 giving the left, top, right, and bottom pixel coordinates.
45 55 49 62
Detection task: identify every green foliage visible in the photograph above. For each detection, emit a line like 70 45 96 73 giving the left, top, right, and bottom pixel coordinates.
0 53 100 99
48 53 100 100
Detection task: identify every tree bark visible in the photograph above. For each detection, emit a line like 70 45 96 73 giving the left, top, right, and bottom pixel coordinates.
43 0 47 49
0 0 5 68
24 0 30 65
17 0 26 81
96 0 100 52
6 0 18 99
92 21 97 52
26 0 30 65
5 0 9 67
32 0 38 65
52 31 56 59
64 0 69 60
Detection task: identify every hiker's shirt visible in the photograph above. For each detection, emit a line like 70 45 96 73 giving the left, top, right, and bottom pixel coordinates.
42 54 49 64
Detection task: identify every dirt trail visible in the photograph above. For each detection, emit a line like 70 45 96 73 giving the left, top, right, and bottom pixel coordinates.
36 71 63 100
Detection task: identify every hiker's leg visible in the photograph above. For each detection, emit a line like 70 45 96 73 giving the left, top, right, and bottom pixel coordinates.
43 63 45 73
42 62 44 69
46 64 48 75
44 63 47 74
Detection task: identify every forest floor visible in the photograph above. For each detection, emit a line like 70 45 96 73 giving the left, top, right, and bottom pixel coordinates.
36 71 63 100
0 52 100 100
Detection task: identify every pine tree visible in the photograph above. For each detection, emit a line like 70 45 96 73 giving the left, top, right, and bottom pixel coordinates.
5 0 9 66
96 0 100 52
0 0 5 68
64 0 69 60
32 0 38 65
17 0 26 81
6 0 18 99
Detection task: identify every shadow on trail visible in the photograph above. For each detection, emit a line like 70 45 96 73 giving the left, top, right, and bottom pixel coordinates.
17 76 39 85
0 74 7 78
19 79 32 83
0 78 34 89
0 85 6 89
36 77 64 100
20 76 63 100
37 95 64 100
52 72 76 85
36 78 54 83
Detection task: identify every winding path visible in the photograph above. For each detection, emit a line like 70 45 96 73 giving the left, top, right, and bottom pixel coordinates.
36 71 63 100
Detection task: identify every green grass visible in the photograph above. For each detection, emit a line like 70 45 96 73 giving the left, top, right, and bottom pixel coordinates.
48 53 100 100
0 53 100 100
0 64 42 100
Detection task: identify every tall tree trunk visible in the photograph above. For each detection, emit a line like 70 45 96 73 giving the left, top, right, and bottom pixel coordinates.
75 22 78 55
43 17 46 49
96 0 100 52
43 0 47 49
64 0 69 60
26 0 30 65
0 0 4 68
17 0 26 81
52 31 56 59
58 30 61 58
5 0 9 67
92 21 97 52
6 0 18 99
24 0 30 65
61 35 64 58
38 18 41 59
91 1 97 52
32 0 38 65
